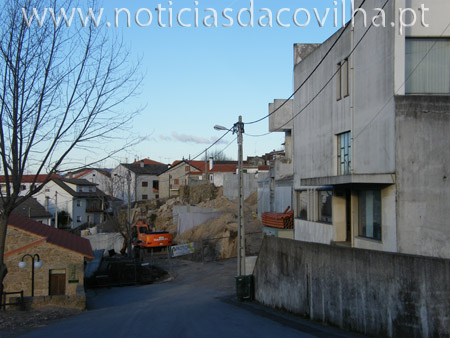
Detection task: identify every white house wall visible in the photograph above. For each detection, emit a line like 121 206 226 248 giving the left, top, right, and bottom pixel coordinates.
79 171 111 196
111 165 136 203
294 220 334 244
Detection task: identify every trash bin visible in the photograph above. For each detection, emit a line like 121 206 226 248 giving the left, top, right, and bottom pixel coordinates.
235 275 254 301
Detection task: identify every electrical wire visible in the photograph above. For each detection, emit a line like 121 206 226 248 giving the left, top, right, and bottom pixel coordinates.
290 19 450 178
244 0 369 126
243 0 391 137
244 132 272 137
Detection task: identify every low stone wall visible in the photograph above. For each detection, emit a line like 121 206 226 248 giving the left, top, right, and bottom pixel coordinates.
254 237 450 338
14 295 86 311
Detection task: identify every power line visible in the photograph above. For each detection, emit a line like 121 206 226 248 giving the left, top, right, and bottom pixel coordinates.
244 0 369 126
242 0 390 137
293 19 450 178
244 132 271 137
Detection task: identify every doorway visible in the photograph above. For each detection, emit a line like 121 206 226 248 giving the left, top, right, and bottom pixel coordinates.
49 269 66 296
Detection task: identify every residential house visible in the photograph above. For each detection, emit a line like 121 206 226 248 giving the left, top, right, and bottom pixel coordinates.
0 198 52 225
35 178 106 229
0 174 60 197
290 0 450 258
3 214 93 309
158 160 207 199
208 161 238 187
111 159 168 203
66 168 113 196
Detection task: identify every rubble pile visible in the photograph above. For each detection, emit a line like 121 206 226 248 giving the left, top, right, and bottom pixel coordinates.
125 188 263 260
161 192 263 260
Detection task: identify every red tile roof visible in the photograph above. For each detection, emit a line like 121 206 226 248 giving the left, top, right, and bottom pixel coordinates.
171 160 208 173
8 214 94 259
258 166 270 171
0 174 60 183
73 169 111 179
73 169 92 179
210 164 237 173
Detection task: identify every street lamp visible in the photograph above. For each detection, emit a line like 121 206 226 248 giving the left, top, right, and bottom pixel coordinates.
214 125 228 131
214 118 246 277
18 254 43 297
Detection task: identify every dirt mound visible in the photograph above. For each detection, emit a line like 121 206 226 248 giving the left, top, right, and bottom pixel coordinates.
154 197 185 235
173 191 263 260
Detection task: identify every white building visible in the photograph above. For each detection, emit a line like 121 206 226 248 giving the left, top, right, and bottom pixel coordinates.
0 174 60 197
35 178 106 229
69 169 113 196
112 159 168 203
289 0 450 258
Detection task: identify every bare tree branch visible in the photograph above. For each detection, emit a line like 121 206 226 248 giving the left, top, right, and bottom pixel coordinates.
0 0 142 295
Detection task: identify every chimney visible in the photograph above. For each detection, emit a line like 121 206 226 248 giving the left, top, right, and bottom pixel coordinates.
209 157 214 171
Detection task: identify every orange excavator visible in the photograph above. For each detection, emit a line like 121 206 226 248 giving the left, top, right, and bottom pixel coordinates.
131 220 173 249
121 220 172 256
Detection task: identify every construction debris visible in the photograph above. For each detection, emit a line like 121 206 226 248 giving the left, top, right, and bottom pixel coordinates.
129 189 263 261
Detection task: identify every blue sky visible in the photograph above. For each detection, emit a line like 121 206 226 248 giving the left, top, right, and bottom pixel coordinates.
77 0 352 167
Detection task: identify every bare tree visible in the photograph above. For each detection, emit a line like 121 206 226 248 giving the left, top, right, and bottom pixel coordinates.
0 0 140 295
203 149 234 162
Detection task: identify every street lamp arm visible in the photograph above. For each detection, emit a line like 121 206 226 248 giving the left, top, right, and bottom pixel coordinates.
214 125 228 131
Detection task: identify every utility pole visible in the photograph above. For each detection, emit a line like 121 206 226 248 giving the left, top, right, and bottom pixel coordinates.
235 116 245 276
127 171 132 258
214 119 246 276
55 191 58 228
204 149 208 182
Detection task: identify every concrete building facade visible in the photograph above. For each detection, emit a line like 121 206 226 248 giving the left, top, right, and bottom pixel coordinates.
291 0 450 258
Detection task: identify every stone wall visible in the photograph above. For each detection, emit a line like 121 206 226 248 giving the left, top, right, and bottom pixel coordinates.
254 237 450 338
21 294 86 311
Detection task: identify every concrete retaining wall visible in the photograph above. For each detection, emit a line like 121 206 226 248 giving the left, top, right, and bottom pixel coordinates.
84 233 123 256
254 237 450 338
223 172 266 201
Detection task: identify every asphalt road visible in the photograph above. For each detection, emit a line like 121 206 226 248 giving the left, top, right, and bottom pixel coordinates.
20 259 364 338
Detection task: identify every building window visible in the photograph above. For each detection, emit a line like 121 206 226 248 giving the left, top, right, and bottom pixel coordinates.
21 185 27 191
337 62 342 100
337 132 351 175
405 38 450 94
337 58 350 100
174 179 179 185
142 195 148 200
152 181 158 189
77 216 82 223
142 181 148 187
185 166 190 172
342 58 349 97
76 200 82 207
297 190 308 220
318 190 333 224
358 190 382 241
